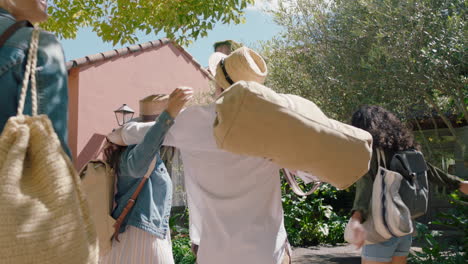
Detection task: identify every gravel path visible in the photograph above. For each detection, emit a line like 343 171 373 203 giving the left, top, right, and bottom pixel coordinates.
292 244 361 264
292 244 425 263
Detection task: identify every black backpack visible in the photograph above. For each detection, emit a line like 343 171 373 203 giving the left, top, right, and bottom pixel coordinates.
389 150 429 219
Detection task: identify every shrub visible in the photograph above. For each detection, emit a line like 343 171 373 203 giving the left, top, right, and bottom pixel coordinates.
409 193 467 264
282 177 348 246
170 209 196 264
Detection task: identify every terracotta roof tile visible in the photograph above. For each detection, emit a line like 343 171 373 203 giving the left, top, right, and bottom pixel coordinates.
86 53 105 62
127 44 140 52
101 49 119 60
115 47 130 56
139 42 153 49
67 38 213 80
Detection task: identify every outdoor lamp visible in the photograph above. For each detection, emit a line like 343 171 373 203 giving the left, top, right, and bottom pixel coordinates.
114 104 135 126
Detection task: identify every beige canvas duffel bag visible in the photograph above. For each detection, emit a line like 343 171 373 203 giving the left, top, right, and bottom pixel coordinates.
214 81 373 189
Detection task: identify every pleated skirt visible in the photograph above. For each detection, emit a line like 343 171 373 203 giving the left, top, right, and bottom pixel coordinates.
100 226 174 264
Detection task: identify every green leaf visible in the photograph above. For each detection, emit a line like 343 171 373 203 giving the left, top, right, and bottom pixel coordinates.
43 0 252 46
318 224 329 236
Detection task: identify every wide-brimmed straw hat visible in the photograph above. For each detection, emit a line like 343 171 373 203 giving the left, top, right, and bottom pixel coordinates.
107 94 169 145
208 52 227 75
209 47 268 89
139 94 169 122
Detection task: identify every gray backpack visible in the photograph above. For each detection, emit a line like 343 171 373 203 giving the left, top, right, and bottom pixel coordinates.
389 150 429 219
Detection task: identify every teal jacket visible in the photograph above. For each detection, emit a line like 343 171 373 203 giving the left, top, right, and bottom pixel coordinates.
113 111 174 239
0 8 70 157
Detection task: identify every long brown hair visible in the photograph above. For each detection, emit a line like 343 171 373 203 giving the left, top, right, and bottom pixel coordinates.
103 140 127 174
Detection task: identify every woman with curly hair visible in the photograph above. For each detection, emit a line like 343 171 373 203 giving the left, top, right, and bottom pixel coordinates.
348 105 467 264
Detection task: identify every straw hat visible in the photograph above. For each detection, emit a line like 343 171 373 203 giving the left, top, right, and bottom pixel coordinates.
208 52 227 75
210 47 268 89
139 94 169 122
107 94 169 145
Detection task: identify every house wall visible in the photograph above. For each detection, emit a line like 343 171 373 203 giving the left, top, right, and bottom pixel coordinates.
70 44 211 170
68 68 80 160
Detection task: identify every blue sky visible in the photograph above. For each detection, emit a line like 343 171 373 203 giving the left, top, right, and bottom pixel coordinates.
61 3 282 67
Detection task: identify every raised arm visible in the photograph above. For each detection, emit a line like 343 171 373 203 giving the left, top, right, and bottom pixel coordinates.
427 162 467 194
123 87 193 176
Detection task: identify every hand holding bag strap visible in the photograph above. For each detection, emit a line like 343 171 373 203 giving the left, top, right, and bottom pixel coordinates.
112 157 157 242
0 20 33 48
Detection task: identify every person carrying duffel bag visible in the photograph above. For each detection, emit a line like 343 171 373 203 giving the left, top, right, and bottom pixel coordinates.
212 48 373 190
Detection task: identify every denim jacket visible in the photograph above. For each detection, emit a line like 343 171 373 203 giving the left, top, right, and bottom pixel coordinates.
0 8 70 157
113 111 174 239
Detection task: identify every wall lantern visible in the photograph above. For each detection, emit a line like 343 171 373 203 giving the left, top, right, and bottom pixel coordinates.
114 104 135 126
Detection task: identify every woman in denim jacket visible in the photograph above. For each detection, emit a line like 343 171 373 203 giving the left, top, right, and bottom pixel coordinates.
101 87 192 264
0 0 70 156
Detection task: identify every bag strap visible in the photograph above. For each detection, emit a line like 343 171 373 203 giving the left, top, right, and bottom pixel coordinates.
282 169 320 196
0 20 33 48
112 157 157 242
376 148 387 168
16 27 40 117
392 153 418 182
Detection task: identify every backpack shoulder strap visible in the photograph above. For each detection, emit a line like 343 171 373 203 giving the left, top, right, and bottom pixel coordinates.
0 20 33 48
376 148 387 168
390 150 427 179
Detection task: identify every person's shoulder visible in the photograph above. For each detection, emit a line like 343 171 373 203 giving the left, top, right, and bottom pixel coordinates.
37 29 61 46
7 25 57 45
7 27 64 60
35 30 64 57
186 104 215 113
168 104 216 142
34 30 66 70
178 104 216 121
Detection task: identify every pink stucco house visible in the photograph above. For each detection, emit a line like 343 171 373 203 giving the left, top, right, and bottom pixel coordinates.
67 38 212 171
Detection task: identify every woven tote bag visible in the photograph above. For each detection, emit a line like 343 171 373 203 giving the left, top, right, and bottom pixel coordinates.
214 81 373 189
0 28 98 263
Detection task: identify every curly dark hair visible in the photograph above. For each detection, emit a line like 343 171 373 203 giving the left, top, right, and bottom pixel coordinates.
103 140 127 174
351 105 417 151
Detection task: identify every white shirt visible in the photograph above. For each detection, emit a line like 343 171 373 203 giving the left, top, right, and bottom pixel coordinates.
122 105 287 264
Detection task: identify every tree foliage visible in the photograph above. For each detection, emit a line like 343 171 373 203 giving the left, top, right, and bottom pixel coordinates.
261 0 467 146
42 0 254 46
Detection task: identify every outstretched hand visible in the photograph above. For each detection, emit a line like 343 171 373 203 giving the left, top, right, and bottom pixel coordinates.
166 87 193 118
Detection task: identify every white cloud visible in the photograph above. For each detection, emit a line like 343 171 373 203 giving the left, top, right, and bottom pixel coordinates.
247 0 332 11
247 0 283 11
